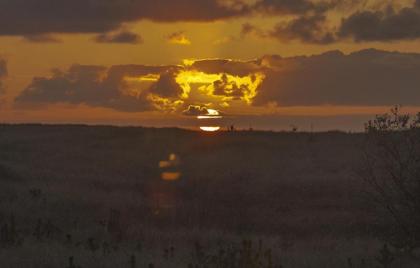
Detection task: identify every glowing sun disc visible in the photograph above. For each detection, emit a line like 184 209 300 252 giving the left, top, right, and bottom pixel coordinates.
200 126 221 132
197 115 223 119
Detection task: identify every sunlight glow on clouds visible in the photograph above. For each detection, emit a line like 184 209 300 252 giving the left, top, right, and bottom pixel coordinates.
120 68 265 114
14 49 420 125
175 70 265 105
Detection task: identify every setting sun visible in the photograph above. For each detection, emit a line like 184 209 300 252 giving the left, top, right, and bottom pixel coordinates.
200 126 221 132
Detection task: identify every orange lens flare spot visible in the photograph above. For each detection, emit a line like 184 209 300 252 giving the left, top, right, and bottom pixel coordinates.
159 161 171 168
161 172 181 181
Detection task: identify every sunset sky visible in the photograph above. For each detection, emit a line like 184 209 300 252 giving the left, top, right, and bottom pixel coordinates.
1 0 420 131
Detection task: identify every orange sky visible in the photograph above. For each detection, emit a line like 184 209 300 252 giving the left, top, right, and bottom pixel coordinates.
1 0 420 130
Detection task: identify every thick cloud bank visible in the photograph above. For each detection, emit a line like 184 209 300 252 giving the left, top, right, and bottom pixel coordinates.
15 65 174 112
2 0 420 43
254 49 420 106
246 1 420 43
0 0 328 36
339 1 420 42
15 49 420 112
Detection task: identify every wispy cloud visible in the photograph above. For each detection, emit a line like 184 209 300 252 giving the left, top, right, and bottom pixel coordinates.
167 31 191 45
95 31 143 44
22 34 61 43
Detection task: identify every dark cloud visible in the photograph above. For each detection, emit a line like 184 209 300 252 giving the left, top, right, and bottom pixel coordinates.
0 58 7 94
182 105 224 117
241 23 256 36
212 73 249 99
241 12 337 44
22 34 61 43
166 31 191 45
241 1 420 44
0 58 7 78
95 31 143 44
0 0 237 36
3 0 420 44
240 23 267 39
0 59 6 78
182 105 209 116
254 49 420 106
253 0 335 15
269 14 335 44
338 2 420 41
0 0 336 36
149 70 183 97
14 64 176 112
248 0 339 44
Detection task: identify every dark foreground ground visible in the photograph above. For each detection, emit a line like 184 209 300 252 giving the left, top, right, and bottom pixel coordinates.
0 124 417 267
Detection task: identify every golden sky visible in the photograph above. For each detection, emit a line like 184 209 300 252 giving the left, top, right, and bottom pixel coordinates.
1 0 420 130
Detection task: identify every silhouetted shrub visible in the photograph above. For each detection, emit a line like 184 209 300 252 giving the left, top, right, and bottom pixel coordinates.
362 106 420 251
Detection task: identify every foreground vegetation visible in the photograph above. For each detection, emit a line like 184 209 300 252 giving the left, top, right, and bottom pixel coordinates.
0 124 418 267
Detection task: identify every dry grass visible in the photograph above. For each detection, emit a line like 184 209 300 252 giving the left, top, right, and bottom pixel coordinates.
0 124 418 267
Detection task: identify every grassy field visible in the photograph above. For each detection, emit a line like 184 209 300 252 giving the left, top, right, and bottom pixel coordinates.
0 124 417 267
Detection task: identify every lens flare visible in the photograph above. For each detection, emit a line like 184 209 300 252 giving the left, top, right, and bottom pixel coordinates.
161 172 181 181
